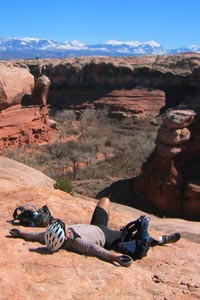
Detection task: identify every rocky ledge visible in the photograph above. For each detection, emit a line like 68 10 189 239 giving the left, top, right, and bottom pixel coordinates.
0 157 200 300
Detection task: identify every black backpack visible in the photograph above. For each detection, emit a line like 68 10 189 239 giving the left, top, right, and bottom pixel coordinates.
13 204 53 227
119 216 150 260
120 239 150 260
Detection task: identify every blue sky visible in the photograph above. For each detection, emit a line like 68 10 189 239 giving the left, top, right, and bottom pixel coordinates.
1 0 200 49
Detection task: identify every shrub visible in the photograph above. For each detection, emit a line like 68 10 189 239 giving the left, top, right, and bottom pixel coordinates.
54 177 73 194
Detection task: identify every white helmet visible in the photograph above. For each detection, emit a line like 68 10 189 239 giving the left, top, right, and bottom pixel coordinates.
45 219 66 252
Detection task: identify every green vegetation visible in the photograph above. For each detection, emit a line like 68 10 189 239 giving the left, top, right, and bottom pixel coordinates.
54 177 73 194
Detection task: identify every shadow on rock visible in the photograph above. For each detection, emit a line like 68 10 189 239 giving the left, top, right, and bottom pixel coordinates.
96 177 167 217
29 247 50 255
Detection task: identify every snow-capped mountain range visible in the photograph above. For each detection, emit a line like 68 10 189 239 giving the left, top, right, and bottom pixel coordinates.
0 37 199 59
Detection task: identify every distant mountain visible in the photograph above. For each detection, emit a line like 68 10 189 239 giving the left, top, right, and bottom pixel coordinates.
0 37 199 59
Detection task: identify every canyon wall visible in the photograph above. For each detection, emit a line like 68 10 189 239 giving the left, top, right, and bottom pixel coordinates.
22 54 200 219
23 53 200 114
1 54 200 218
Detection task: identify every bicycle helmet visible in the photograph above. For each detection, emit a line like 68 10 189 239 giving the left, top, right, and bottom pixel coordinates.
45 219 66 252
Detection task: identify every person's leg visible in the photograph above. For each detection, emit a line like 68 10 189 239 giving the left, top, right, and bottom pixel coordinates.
133 216 154 243
157 233 181 245
132 216 181 246
90 197 110 226
90 197 122 249
95 197 110 220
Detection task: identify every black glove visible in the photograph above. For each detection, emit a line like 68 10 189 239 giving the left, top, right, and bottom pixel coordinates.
9 228 22 238
116 255 132 267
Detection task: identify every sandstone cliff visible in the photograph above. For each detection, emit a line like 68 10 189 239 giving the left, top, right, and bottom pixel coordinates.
0 62 51 151
3 53 200 121
1 54 200 219
22 53 200 113
2 53 200 139
134 103 200 220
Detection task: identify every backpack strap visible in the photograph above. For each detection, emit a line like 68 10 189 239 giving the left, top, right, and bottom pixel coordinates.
63 227 81 248
68 227 81 239
121 219 140 242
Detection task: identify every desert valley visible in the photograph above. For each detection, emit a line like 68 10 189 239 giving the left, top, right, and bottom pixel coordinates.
0 53 200 299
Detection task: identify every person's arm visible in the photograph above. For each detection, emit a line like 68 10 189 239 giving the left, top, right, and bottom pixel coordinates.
65 237 132 267
9 229 45 244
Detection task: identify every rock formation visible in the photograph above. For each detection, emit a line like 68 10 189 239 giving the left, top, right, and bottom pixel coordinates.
93 87 165 120
0 65 51 151
31 75 51 106
1 156 200 300
134 107 200 219
23 53 200 116
1 54 200 218
0 62 34 110
9 53 200 122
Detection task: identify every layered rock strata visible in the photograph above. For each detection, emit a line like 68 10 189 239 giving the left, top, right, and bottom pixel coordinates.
93 87 165 119
0 67 51 151
24 53 200 113
134 108 200 219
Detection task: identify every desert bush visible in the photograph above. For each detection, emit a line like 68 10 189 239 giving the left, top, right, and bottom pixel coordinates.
64 140 96 179
54 177 73 194
54 110 76 124
53 110 79 141
35 154 46 164
1 108 159 197
46 142 67 159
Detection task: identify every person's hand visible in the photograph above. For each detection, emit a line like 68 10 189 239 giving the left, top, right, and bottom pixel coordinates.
9 228 22 238
115 255 132 267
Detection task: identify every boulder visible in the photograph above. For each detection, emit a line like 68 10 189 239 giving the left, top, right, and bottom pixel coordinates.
0 63 34 110
31 75 51 105
0 70 51 151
